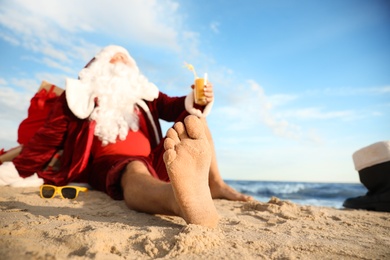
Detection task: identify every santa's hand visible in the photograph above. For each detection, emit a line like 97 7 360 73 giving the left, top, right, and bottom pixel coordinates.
190 81 214 105
204 82 214 104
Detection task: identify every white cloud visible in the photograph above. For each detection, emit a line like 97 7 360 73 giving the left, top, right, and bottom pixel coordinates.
210 21 220 34
268 93 298 107
0 0 191 71
181 30 201 57
9 78 40 93
6 0 182 49
246 80 305 140
0 126 20 150
307 128 323 144
0 31 20 46
281 107 355 120
321 85 390 96
0 86 30 117
213 77 376 144
0 78 7 85
371 86 390 94
40 58 75 74
34 73 68 89
214 79 309 141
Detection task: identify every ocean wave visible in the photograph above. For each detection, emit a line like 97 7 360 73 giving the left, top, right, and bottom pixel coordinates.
225 180 367 208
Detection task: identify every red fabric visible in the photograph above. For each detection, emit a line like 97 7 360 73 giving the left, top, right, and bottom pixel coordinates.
12 91 187 187
17 85 60 145
93 131 151 158
13 92 89 184
91 109 151 158
0 149 4 166
88 155 158 199
88 109 190 200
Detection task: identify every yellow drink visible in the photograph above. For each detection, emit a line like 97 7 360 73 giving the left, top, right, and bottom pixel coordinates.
194 77 207 105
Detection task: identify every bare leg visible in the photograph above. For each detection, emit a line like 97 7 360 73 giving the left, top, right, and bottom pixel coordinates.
121 115 219 227
163 115 219 228
121 161 181 216
201 119 253 201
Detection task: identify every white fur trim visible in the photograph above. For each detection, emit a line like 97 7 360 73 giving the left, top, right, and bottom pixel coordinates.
96 45 158 101
352 141 390 171
10 173 44 187
136 100 160 144
185 91 214 118
95 45 131 63
0 162 44 187
0 161 23 186
66 78 96 119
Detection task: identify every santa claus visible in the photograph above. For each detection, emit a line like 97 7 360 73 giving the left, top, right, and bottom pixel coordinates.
0 45 251 227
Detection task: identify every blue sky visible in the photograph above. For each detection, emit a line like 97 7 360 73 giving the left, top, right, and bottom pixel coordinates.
0 0 389 183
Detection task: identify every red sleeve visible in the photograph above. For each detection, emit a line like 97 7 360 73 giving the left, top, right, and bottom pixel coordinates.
13 93 70 177
154 92 186 122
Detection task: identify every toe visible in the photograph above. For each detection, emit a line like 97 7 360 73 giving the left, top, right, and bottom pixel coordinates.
173 121 188 140
164 137 176 150
163 149 177 165
184 115 203 139
166 128 180 144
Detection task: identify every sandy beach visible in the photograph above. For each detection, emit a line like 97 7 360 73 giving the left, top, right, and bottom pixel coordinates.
0 186 389 259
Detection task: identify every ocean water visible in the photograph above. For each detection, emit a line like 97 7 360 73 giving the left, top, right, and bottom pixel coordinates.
225 180 368 209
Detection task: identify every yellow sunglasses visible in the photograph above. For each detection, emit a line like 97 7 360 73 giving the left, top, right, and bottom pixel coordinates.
40 184 88 199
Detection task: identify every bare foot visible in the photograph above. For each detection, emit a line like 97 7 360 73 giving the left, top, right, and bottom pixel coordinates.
209 181 253 201
163 115 219 228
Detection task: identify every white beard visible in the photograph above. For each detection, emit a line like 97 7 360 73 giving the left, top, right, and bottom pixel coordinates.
66 47 159 146
84 62 143 146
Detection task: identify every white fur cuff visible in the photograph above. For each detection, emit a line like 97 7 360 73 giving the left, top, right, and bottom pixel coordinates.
185 92 214 118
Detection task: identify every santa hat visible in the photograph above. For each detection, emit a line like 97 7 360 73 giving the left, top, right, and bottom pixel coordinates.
352 141 390 195
343 141 390 212
65 45 159 119
353 141 390 171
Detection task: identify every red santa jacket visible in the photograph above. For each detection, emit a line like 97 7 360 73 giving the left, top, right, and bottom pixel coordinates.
12 91 186 185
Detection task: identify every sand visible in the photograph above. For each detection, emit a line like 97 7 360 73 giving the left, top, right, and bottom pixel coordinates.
0 186 389 259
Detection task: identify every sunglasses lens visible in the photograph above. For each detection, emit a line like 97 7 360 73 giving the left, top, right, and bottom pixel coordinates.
41 186 55 198
61 187 77 199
